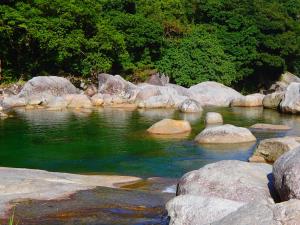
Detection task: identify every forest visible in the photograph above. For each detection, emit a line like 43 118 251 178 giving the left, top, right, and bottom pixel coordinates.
0 0 300 91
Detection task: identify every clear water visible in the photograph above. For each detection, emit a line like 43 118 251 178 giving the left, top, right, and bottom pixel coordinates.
0 107 299 178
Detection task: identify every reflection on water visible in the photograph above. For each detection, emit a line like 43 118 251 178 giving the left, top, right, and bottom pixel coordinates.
0 107 299 178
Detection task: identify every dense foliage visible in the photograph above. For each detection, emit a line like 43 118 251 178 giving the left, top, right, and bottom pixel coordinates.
0 0 299 90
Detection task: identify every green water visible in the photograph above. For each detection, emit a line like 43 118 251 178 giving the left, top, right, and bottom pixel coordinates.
0 107 299 178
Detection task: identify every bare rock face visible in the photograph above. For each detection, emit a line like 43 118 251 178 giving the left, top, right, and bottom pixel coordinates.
2 96 26 109
250 123 291 131
98 73 137 101
177 160 274 203
146 73 169 86
205 112 223 125
84 84 98 97
147 119 191 134
195 124 256 144
166 195 244 225
18 76 78 98
280 82 300 113
249 136 300 163
212 199 300 225
189 81 243 107
263 92 284 109
273 147 300 201
231 93 265 107
179 99 202 113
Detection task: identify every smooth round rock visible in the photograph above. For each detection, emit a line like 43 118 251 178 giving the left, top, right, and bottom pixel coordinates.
147 119 191 135
195 124 256 144
205 112 223 125
250 123 291 131
179 99 202 113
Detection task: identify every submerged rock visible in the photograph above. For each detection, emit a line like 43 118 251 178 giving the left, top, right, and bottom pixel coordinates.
179 99 202 113
147 119 191 134
166 195 244 225
280 82 300 113
177 160 274 204
189 81 242 107
273 147 300 201
250 123 291 131
231 93 265 107
263 92 284 109
249 136 300 163
205 112 223 125
195 124 256 144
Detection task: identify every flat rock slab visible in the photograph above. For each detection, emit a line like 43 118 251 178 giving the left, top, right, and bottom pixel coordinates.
0 167 141 217
5 186 172 225
250 123 291 131
147 119 191 135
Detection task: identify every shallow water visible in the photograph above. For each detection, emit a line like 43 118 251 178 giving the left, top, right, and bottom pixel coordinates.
0 107 299 178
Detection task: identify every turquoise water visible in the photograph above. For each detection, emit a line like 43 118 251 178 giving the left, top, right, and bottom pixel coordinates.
0 107 299 178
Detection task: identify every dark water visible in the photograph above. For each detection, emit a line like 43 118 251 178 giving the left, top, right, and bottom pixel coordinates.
0 107 299 178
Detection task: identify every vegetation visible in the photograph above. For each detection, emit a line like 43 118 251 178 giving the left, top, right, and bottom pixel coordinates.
0 0 299 90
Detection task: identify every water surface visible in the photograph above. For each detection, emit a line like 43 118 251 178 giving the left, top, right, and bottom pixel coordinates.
0 107 299 178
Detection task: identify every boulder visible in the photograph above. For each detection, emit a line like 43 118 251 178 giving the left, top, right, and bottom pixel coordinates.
166 195 244 225
189 81 242 107
250 123 291 131
84 84 98 97
147 119 191 134
91 93 104 106
249 136 300 163
65 94 93 109
98 73 137 101
135 85 161 102
179 99 202 113
177 160 275 203
46 96 69 110
263 92 284 109
273 147 300 201
269 72 300 93
2 96 26 109
280 82 300 113
205 112 223 125
195 124 256 144
231 93 265 107
212 199 300 225
18 76 78 98
146 73 169 86
138 95 175 108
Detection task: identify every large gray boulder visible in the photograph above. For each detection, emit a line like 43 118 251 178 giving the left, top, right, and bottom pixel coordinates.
231 93 265 107
98 73 137 102
263 92 284 109
205 112 223 125
18 76 78 98
273 147 300 201
189 81 242 107
195 124 256 144
166 195 244 225
249 136 300 163
280 82 300 113
269 72 300 93
212 199 300 225
146 73 169 86
177 160 275 203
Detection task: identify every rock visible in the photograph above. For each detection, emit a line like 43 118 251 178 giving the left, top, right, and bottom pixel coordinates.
18 76 78 98
91 93 104 106
135 85 161 102
189 81 243 107
46 96 69 110
65 94 93 109
0 112 8 118
263 92 284 109
0 167 141 217
146 73 169 86
205 112 223 125
147 119 191 134
138 95 175 108
195 124 256 144
250 123 291 131
269 72 300 93
213 199 300 225
179 99 202 113
177 160 275 203
249 136 300 163
166 195 244 225
2 96 26 109
98 73 137 101
280 82 300 113
273 147 300 201
212 201 277 225
84 84 98 97
231 93 265 107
